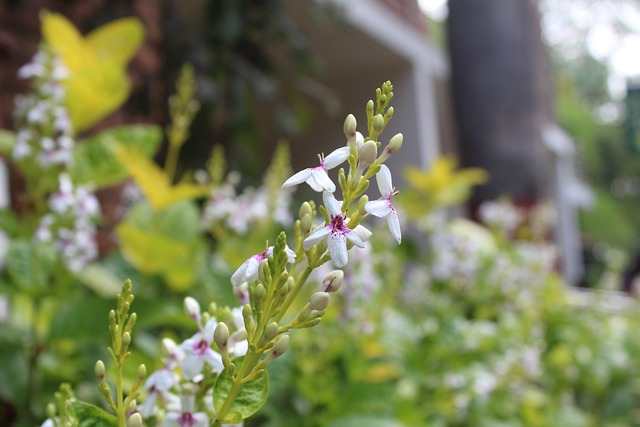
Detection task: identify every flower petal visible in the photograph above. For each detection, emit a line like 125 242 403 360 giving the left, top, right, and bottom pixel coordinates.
322 191 342 217
282 168 312 188
303 226 331 250
310 169 336 192
230 260 250 287
181 354 205 380
353 224 372 242
387 211 402 244
204 350 224 373
328 233 348 268
345 229 366 248
203 318 218 343
322 146 350 169
364 199 391 217
376 164 393 197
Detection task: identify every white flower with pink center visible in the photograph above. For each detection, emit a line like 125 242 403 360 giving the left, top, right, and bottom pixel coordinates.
303 191 367 268
281 146 350 193
365 165 401 244
230 245 296 287
179 318 223 381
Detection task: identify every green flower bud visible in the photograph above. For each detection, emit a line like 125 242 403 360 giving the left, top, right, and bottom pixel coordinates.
358 140 378 171
373 114 384 133
46 403 56 419
127 412 144 427
272 335 290 358
322 270 344 293
258 259 270 282
344 114 357 142
301 214 313 234
366 100 374 115
255 283 267 300
385 106 394 120
95 360 106 380
299 201 312 219
265 322 279 341
243 304 253 319
137 364 146 380
126 312 137 332
388 133 403 153
214 322 229 349
309 292 330 312
122 332 131 348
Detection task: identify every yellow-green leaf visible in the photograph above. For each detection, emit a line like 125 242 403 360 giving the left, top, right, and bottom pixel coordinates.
113 145 210 210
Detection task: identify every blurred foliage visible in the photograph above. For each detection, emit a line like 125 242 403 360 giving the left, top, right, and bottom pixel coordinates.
41 11 144 133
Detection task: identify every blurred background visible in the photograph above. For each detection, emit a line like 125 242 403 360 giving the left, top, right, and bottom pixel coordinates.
3 1 640 426
3 0 639 290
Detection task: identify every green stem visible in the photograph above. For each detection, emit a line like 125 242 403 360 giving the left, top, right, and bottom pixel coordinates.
215 352 260 422
273 267 313 324
164 142 180 183
116 361 126 427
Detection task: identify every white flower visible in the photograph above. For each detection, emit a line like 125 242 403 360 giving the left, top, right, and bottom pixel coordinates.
365 165 401 244
281 146 349 192
163 392 209 427
180 318 223 380
230 245 296 287
303 191 367 268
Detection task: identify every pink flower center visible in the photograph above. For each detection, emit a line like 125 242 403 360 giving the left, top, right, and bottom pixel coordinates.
179 412 197 427
330 214 350 235
194 339 209 355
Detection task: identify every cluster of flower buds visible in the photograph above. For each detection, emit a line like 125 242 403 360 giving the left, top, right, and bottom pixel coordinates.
36 174 101 271
137 82 404 426
13 48 74 169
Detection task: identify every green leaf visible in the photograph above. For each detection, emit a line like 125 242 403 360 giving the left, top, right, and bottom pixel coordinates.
0 209 21 237
71 124 162 187
214 360 269 423
0 330 29 405
0 130 14 156
6 240 57 293
116 201 204 291
66 401 117 427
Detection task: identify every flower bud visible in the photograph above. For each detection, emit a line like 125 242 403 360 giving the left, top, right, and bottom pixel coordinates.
162 338 178 357
378 133 403 162
122 332 131 348
358 140 377 171
309 292 330 312
343 114 357 142
254 283 266 300
264 322 279 341
184 297 201 323
95 360 106 380
242 304 253 319
322 270 344 293
366 100 374 115
373 114 384 133
214 322 229 349
126 312 137 332
127 412 144 427
301 214 313 234
299 201 312 219
258 259 270 282
272 335 290 358
137 364 146 380
46 403 56 419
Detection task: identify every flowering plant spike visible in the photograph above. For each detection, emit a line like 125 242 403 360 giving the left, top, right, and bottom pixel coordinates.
38 80 404 427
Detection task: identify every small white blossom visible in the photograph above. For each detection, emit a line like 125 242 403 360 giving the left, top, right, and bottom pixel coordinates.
364 165 401 244
303 191 367 268
180 318 223 380
230 245 296 287
281 146 349 193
